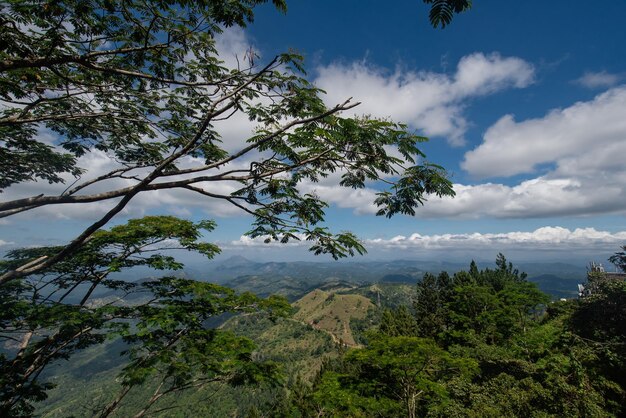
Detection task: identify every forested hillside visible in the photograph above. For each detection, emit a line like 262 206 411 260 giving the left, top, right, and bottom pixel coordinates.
24 255 626 417
282 255 626 417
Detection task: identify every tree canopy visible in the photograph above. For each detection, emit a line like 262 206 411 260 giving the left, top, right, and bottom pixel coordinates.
0 0 469 415
423 0 472 28
0 0 457 284
609 245 626 272
291 256 626 417
0 216 291 416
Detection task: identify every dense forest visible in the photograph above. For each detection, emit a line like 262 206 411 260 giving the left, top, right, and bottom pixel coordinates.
282 255 626 417
8 252 626 417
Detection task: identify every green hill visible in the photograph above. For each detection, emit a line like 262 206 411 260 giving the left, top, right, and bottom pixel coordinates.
34 283 387 417
292 289 374 346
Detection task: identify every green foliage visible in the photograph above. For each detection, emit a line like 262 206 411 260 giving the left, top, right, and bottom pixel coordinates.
0 217 289 417
571 280 626 345
302 335 476 418
608 245 626 272
290 254 625 417
379 305 417 337
409 254 547 345
10 253 625 417
1 0 456 278
0 1 472 415
1 0 283 185
413 272 449 338
440 304 625 417
423 0 472 28
34 310 339 417
570 280 626 392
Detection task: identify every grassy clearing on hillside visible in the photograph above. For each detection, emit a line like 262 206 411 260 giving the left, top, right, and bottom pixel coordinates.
292 289 375 346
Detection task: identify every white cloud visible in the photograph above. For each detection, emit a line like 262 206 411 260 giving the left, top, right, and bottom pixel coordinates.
5 36 624 226
454 53 535 94
293 174 626 219
227 233 309 249
224 227 626 263
298 183 378 215
211 108 259 152
315 52 534 145
35 83 624 221
215 26 255 70
0 239 14 247
4 28 539 224
437 85 626 219
463 86 626 178
366 227 626 251
417 177 624 219
575 71 623 89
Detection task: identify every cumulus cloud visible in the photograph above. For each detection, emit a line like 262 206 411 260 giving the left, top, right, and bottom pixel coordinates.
5 32 624 227
433 85 626 219
31 83 624 221
417 178 624 219
294 106 626 219
296 82 626 219
365 227 626 251
298 183 379 215
225 227 626 261
292 175 625 219
228 233 308 248
314 52 534 145
574 71 623 89
462 86 626 178
215 26 255 70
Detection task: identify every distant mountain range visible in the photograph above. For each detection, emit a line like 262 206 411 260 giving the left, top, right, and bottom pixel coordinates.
104 256 587 300
195 256 583 280
191 256 587 299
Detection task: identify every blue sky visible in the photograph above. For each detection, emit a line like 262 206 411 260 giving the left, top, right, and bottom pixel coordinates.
2 0 626 264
